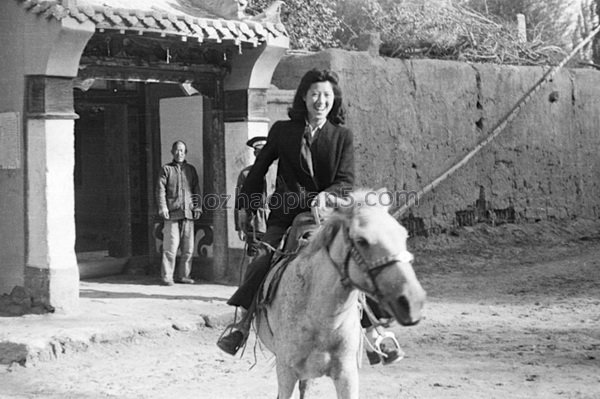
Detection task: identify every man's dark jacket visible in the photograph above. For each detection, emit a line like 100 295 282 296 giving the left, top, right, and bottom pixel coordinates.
237 119 354 227
156 161 201 220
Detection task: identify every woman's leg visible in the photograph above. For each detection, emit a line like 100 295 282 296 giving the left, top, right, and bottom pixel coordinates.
217 224 287 355
227 253 271 309
227 224 287 309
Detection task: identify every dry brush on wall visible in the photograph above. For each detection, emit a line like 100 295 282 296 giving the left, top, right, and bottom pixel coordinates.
272 49 600 235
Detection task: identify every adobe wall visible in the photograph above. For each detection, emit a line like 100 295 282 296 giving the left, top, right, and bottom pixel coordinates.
271 49 600 232
0 1 27 294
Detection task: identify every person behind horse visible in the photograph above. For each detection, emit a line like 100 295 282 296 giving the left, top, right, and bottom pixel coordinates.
234 136 274 257
217 68 354 355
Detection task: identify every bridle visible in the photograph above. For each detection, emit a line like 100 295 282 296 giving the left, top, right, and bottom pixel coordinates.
326 226 414 301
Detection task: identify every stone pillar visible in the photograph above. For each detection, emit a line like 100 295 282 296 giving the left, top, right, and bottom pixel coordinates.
24 75 79 313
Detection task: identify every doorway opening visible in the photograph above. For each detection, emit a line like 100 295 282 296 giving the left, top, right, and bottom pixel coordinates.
73 79 207 279
74 80 148 277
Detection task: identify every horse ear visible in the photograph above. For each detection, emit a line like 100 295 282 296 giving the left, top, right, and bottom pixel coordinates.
375 188 394 211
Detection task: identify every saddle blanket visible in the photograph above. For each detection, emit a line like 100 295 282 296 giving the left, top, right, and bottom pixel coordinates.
258 212 319 306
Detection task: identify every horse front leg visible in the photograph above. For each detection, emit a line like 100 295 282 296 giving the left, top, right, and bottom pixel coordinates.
331 363 359 399
299 379 316 399
276 361 297 399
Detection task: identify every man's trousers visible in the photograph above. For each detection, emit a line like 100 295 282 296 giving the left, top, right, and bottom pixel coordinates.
161 219 194 282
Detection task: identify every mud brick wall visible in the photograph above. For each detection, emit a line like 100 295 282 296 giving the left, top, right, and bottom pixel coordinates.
271 49 600 232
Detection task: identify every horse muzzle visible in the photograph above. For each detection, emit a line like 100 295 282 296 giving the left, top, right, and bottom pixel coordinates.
386 283 426 327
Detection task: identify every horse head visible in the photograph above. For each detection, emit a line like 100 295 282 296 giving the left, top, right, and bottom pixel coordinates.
312 189 426 326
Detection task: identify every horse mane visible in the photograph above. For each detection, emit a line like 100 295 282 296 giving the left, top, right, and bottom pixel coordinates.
304 189 376 255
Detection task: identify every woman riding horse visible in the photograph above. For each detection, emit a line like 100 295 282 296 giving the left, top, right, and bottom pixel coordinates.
255 190 425 398
217 68 401 363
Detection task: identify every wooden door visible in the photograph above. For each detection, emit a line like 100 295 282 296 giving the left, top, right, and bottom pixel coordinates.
104 104 132 257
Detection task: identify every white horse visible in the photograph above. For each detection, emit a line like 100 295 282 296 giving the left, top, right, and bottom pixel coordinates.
255 190 426 398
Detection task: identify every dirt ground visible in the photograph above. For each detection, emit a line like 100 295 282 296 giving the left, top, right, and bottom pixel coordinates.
1 219 599 399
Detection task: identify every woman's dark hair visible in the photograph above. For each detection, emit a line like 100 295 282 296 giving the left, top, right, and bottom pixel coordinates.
288 68 346 125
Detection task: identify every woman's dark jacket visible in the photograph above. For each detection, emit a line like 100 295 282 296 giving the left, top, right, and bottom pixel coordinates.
237 119 354 228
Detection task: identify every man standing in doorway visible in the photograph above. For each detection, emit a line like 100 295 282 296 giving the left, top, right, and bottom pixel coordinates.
156 140 202 286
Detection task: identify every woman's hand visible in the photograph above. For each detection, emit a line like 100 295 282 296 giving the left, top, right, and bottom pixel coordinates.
311 191 334 209
310 192 352 223
310 191 335 222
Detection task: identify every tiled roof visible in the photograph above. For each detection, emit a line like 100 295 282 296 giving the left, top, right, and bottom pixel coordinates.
16 0 288 47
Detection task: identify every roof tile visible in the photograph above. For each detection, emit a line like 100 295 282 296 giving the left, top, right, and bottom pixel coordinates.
88 11 106 24
212 20 233 41
30 3 53 15
203 25 220 42
21 0 41 11
45 5 69 20
103 9 123 26
123 14 141 28
225 21 239 37
15 0 287 46
238 22 254 38
157 17 175 31
69 8 89 23
134 10 146 20
80 6 96 18
174 19 191 35
188 22 205 42
142 16 159 30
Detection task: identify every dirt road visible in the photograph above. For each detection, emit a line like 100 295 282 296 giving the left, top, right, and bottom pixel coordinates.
1 220 599 398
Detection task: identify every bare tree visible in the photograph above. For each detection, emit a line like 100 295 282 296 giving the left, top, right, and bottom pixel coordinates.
248 0 342 50
462 0 573 47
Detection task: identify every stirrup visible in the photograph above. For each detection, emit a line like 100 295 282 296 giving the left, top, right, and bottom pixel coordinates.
216 324 248 356
367 331 404 365
375 331 404 364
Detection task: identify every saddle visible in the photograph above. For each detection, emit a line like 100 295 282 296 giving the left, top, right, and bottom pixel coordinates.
258 212 319 307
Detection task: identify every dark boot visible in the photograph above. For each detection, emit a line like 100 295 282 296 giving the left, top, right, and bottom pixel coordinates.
365 327 404 365
380 342 405 365
217 306 253 356
217 329 248 355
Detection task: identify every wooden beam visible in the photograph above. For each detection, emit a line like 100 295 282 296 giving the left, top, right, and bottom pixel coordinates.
78 58 225 84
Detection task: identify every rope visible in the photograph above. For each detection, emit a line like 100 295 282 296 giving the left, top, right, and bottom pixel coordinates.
232 243 248 325
392 24 600 220
359 296 388 357
256 238 301 258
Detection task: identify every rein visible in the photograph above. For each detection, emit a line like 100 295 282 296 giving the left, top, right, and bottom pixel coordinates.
256 214 413 301
257 240 300 257
326 228 413 300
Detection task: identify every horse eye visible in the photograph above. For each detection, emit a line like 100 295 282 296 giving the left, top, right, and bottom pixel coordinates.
355 237 369 247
